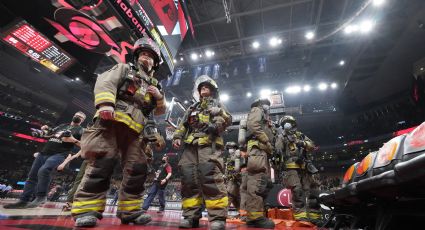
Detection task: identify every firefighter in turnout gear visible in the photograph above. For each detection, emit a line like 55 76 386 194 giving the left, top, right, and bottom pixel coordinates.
224 142 242 212
72 37 166 227
245 98 275 228
172 75 232 230
275 115 322 224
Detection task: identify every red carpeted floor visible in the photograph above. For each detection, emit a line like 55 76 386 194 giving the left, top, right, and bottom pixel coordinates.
0 200 319 229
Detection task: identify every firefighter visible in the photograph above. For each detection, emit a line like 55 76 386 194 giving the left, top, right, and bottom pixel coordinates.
172 75 232 230
224 142 242 212
275 115 322 224
71 37 166 227
245 98 275 228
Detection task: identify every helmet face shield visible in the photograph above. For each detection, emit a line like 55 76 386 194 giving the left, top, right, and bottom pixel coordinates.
133 37 162 70
280 115 297 128
193 75 219 101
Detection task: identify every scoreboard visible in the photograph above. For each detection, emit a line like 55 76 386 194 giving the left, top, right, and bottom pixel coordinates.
1 21 75 73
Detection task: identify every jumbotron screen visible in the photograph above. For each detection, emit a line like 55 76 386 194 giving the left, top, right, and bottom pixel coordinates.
1 20 75 73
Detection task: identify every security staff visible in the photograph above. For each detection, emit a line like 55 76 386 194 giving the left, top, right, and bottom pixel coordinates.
71 37 166 227
245 99 275 228
275 115 322 224
172 75 231 230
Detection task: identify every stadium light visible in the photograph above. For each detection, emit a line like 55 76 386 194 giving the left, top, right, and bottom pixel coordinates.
331 82 338 89
220 93 229 102
252 41 260 49
318 83 328 91
339 60 345 66
360 20 375 34
305 31 315 40
191 53 198 61
246 92 252 98
303 85 311 92
260 89 271 99
285 86 302 94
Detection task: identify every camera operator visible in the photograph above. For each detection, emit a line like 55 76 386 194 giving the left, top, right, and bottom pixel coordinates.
3 111 86 209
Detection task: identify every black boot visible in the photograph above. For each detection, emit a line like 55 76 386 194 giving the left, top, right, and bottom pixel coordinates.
179 218 200 228
75 215 98 227
3 200 29 209
120 210 152 225
246 217 275 228
209 220 226 230
26 196 47 208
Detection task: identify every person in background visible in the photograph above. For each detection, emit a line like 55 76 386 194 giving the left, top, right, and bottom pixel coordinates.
3 111 86 209
142 154 172 212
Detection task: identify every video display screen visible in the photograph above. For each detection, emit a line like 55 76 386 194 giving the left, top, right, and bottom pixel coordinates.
1 20 75 73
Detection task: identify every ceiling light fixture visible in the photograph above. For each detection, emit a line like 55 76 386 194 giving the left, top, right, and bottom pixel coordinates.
318 83 328 91
191 53 198 61
305 31 315 40
360 20 375 33
205 50 214 57
220 93 229 102
260 89 271 99
269 37 280 47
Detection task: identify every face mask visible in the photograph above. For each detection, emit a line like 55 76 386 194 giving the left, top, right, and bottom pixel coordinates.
72 117 82 123
262 104 270 111
283 123 292 130
162 159 166 163
229 149 235 154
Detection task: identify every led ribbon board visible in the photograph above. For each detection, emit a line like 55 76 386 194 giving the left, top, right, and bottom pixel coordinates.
1 20 75 73
109 0 175 73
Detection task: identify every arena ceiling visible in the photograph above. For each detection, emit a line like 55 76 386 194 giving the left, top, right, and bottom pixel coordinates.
0 0 424 115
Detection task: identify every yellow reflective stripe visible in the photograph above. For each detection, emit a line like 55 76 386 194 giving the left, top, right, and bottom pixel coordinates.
198 136 210 145
117 205 141 211
114 111 144 133
175 126 186 135
94 92 115 104
182 197 203 209
294 211 321 219
294 212 307 219
118 199 142 205
205 196 228 209
309 212 322 219
184 134 195 144
248 140 259 150
95 92 115 98
198 114 209 123
248 211 264 219
95 96 115 103
286 162 302 169
71 206 104 214
72 199 106 207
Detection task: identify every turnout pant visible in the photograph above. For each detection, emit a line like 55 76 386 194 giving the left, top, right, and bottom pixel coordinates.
283 169 321 220
227 178 241 210
239 171 248 214
246 148 271 221
67 160 88 203
178 144 228 222
71 121 148 220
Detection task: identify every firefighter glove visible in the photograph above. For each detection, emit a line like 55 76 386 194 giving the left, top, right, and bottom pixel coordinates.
98 105 115 120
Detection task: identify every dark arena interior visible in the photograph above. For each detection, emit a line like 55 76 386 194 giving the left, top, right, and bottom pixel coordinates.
0 0 425 229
